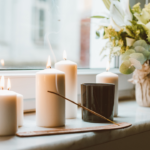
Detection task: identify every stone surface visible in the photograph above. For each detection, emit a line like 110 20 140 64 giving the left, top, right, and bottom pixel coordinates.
1 100 150 150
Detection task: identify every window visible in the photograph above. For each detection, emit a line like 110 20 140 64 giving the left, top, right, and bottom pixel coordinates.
0 0 137 111
0 0 118 70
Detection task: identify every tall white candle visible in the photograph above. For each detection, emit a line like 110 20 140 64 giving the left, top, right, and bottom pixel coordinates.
55 51 77 119
96 63 118 117
36 56 65 127
0 77 17 136
7 78 24 127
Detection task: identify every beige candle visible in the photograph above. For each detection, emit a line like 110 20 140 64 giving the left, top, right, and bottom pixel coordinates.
16 93 23 127
7 78 24 127
55 51 77 119
36 56 65 127
96 63 118 117
0 76 17 136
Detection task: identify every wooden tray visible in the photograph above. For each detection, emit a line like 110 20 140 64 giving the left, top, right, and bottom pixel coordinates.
16 122 131 137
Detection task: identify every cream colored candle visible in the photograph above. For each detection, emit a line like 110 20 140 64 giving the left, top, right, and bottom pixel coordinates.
7 78 24 127
0 77 17 136
55 51 77 119
16 93 23 127
96 63 118 117
36 56 65 127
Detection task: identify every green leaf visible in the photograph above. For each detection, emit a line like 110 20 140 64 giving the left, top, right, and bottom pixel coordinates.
122 55 130 61
132 3 141 14
91 16 108 19
102 0 111 10
133 40 148 50
148 45 150 52
129 53 146 64
120 60 135 74
129 58 142 70
135 46 150 59
121 49 135 61
96 31 100 38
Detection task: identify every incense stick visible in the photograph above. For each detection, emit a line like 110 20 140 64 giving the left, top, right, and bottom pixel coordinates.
47 91 119 126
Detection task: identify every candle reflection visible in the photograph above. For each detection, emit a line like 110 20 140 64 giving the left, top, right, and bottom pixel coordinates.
106 61 110 72
1 59 4 66
7 78 11 90
46 56 51 69
63 50 67 60
1 76 5 90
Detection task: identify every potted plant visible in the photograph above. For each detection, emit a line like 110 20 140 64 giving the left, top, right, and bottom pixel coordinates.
92 0 150 107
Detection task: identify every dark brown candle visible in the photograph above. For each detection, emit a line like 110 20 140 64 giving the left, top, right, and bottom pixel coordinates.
81 83 115 123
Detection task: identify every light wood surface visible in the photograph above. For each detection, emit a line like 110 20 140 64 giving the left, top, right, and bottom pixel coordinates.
16 122 132 137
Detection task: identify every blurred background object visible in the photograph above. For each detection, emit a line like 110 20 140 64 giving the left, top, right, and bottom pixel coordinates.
0 0 145 69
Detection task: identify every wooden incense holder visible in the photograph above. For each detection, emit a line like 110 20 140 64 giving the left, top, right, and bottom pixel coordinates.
16 122 131 137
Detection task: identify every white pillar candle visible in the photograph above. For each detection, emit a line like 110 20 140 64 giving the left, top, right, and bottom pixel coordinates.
16 93 23 127
96 63 118 117
55 51 77 119
7 78 24 127
0 77 17 136
36 56 65 127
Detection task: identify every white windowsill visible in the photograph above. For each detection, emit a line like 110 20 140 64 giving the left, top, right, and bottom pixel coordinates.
0 68 121 76
0 69 134 112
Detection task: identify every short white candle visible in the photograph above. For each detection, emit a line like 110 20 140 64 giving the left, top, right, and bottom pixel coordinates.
7 78 24 127
36 56 65 127
96 63 118 117
16 93 23 127
55 51 77 119
0 76 17 136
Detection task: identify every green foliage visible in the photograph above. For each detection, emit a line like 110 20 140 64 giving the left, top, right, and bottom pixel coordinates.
120 60 135 74
96 31 100 38
134 46 150 58
133 40 148 50
102 0 111 10
91 16 108 19
119 40 150 74
93 1 150 75
126 21 149 43
121 49 135 61
132 3 141 14
129 53 146 64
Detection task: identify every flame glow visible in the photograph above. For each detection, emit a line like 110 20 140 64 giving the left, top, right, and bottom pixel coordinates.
63 50 67 60
7 78 11 90
106 62 110 71
1 59 4 66
46 55 51 68
1 76 5 90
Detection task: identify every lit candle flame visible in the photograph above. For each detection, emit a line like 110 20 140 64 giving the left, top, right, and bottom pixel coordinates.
63 50 67 60
46 55 51 69
106 61 110 71
1 59 4 66
7 78 11 90
1 76 5 90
